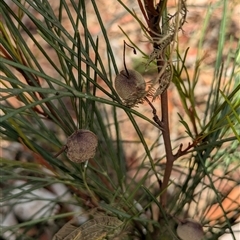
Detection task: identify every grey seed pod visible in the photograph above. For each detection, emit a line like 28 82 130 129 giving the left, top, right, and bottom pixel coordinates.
115 69 146 106
176 218 204 240
66 129 98 163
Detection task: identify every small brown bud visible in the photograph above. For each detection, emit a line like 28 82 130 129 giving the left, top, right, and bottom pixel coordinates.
176 218 204 240
115 69 146 106
66 129 98 163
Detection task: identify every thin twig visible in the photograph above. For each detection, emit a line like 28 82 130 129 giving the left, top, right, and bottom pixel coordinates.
53 145 67 158
144 97 163 129
123 40 136 77
136 0 149 26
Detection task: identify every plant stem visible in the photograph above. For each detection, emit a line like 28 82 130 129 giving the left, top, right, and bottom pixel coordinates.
140 0 175 208
53 145 67 158
160 91 174 207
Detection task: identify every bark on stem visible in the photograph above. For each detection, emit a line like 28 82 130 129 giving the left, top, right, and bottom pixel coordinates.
160 91 174 207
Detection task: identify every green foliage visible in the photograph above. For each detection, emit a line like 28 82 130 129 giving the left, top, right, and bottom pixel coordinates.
0 0 239 240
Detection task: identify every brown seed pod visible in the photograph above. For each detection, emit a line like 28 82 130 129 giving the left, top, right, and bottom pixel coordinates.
176 218 204 240
115 69 146 107
66 129 98 163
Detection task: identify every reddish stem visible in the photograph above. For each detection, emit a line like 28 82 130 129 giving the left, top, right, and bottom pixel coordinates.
142 0 175 208
159 91 174 207
137 0 150 26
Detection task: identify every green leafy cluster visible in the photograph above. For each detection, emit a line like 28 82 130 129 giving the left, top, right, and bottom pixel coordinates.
0 0 239 240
